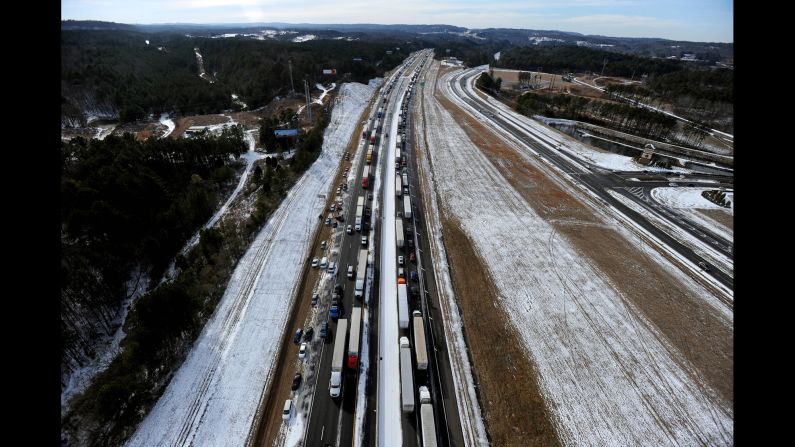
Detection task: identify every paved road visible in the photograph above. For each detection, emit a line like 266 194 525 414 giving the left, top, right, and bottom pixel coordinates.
447 67 734 294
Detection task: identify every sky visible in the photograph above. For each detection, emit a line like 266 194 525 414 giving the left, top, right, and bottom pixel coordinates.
61 0 733 42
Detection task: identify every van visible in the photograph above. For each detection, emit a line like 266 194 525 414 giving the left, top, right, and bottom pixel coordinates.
282 399 292 421
319 257 328 269
327 261 337 274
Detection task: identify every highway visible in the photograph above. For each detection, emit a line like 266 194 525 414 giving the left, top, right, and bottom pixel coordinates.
303 50 448 447
445 67 734 294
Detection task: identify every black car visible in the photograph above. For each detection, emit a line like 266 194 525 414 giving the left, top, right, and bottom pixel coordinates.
293 329 303 344
408 239 414 248
410 286 419 297
291 373 303 391
368 193 373 200
334 283 344 295
319 321 329 340
303 327 314 341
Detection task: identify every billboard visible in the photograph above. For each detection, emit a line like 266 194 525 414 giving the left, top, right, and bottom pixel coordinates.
322 69 337 75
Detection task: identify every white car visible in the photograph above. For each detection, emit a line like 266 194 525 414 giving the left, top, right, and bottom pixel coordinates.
298 343 307 359
361 236 368 246
398 255 404 265
346 225 353 234
311 257 319 268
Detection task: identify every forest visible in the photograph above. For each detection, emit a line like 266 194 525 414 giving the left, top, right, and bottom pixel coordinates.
494 45 685 77
61 29 415 125
62 107 333 446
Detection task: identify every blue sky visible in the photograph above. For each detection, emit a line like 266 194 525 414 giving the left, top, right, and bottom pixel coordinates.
61 0 733 42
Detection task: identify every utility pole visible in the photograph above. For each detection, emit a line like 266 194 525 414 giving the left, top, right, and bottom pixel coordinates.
288 59 295 94
601 58 608 76
304 79 312 122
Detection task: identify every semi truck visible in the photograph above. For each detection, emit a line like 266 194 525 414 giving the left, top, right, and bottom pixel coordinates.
412 310 428 370
330 318 348 398
397 280 409 329
361 165 370 189
347 307 362 371
395 219 404 248
354 249 368 299
354 196 365 231
395 176 402 196
403 195 412 219
419 386 437 447
399 336 415 413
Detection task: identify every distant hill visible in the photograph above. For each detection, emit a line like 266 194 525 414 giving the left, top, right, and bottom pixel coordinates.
61 20 137 31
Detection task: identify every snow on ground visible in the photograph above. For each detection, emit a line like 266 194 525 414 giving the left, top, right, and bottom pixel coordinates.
127 81 376 446
231 93 248 109
314 83 337 105
62 267 150 411
159 113 175 138
194 48 214 84
292 34 317 43
424 65 733 445
608 190 734 298
413 59 489 446
651 187 733 211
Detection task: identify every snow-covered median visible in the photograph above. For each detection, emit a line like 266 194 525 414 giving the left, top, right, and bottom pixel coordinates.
425 66 732 445
126 81 376 446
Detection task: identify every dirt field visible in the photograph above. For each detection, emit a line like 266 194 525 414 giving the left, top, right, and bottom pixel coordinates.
433 76 734 407
171 114 234 139
439 215 561 447
698 208 734 231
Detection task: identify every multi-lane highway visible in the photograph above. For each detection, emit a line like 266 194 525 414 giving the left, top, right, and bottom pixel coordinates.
302 49 462 447
444 67 733 292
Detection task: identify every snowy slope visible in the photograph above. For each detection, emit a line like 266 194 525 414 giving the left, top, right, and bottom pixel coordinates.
126 82 376 447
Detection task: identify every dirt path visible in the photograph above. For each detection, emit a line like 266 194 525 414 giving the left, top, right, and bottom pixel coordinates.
434 69 734 407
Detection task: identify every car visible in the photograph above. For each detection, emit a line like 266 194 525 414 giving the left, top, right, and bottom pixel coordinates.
332 221 338 228
311 293 319 306
409 252 416 263
398 255 404 265
406 226 413 236
698 261 709 271
336 187 342 194
342 184 348 191
410 271 418 282
298 343 307 359
320 241 327 251
311 257 319 268
291 374 303 391
282 399 293 421
304 327 314 341
398 268 405 279
319 321 329 339
410 285 419 297
361 236 368 246
407 239 414 248
347 225 353 234
293 329 303 344
335 283 344 295
330 204 336 212
347 265 354 278
368 193 373 200
355 223 361 232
